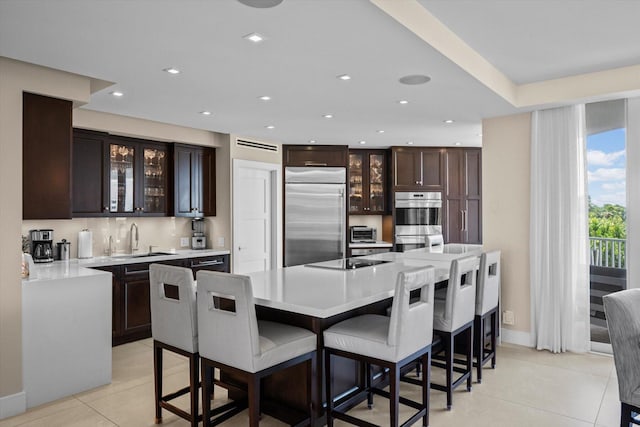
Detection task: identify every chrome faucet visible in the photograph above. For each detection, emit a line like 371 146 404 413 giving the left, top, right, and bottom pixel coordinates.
130 222 139 254
107 235 114 256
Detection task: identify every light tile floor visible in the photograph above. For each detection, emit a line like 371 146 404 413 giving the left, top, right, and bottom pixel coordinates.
0 339 620 427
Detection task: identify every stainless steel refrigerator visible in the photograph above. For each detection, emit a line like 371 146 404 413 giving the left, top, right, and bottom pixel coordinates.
284 167 346 267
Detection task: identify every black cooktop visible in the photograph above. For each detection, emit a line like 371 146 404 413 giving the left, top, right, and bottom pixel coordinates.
305 257 391 270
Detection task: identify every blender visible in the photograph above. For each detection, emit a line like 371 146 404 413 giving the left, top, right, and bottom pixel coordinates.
191 218 206 249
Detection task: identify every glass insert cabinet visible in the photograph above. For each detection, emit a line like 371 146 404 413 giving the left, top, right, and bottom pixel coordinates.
348 150 387 214
108 138 168 216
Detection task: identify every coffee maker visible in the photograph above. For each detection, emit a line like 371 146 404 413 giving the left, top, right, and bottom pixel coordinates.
191 218 206 250
30 229 54 263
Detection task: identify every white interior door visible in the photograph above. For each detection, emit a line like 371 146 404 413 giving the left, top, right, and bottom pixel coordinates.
233 160 279 274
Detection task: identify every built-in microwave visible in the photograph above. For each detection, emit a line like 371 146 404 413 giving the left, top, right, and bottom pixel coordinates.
350 226 377 243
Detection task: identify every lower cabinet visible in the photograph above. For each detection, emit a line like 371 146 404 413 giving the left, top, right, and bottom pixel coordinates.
96 254 230 346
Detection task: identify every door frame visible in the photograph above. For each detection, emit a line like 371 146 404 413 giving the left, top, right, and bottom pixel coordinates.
232 159 282 273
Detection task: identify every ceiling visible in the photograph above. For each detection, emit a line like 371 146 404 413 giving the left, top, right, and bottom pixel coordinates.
1 0 640 148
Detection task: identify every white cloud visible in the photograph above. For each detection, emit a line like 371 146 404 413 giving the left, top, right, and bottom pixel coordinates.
587 149 625 166
601 181 626 191
592 191 626 207
588 168 625 182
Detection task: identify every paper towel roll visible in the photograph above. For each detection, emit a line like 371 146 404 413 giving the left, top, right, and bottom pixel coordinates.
78 229 93 259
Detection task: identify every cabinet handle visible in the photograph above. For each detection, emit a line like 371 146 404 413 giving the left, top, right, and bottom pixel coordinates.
461 210 464 231
304 161 328 167
191 260 223 267
464 209 468 231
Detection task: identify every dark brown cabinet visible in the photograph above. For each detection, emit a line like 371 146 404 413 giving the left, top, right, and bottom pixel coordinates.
391 147 445 191
283 145 348 167
173 144 216 217
348 150 388 214
23 92 73 219
444 148 482 244
72 129 109 216
97 254 230 346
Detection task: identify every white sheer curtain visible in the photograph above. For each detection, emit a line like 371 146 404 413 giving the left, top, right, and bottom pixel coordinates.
530 105 590 353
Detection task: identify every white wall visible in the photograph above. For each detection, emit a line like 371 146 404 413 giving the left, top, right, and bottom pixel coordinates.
483 112 533 345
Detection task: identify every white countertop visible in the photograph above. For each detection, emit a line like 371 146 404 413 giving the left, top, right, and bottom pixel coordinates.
401 243 483 261
247 257 450 319
349 241 393 249
23 249 230 282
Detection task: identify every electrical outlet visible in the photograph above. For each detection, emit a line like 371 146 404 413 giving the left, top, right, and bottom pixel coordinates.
503 310 515 325
180 237 190 248
217 237 225 247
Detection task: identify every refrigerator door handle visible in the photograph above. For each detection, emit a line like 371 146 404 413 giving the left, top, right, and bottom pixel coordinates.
339 188 345 258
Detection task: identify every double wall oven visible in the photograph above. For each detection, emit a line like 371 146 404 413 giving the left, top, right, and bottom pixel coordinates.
394 192 443 252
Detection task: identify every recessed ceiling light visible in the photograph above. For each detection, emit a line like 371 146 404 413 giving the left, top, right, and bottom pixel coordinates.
258 95 271 101
163 67 180 75
309 140 317 144
237 0 284 8
243 32 265 43
359 140 366 145
398 100 409 105
444 119 455 124
407 141 414 145
399 74 431 85
199 111 212 116
337 74 351 81
265 125 275 129
377 130 385 134
323 114 333 119
110 91 124 97
455 142 462 146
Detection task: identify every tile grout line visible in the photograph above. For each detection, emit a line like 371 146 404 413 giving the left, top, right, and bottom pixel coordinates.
84 400 121 427
593 366 616 427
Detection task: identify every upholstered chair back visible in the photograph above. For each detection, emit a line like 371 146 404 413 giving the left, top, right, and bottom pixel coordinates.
387 266 435 360
476 251 501 316
196 270 261 373
443 256 478 332
149 264 198 353
603 289 640 408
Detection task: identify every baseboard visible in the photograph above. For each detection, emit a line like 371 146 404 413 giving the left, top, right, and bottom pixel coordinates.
590 341 612 354
0 391 26 420
500 328 534 347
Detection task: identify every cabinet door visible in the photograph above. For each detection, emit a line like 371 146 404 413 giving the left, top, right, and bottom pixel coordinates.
121 263 151 340
393 149 421 188
445 148 464 197
174 145 195 216
23 93 72 219
107 138 137 214
140 143 169 215
421 149 445 190
283 145 348 167
368 152 386 213
200 147 216 216
465 149 482 198
349 152 365 213
72 129 109 216
444 198 464 244
465 199 482 244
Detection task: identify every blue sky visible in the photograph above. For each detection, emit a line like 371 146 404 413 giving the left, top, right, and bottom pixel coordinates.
587 128 626 207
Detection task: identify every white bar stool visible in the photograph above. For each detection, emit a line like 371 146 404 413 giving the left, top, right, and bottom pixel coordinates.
431 256 477 410
474 250 501 383
196 270 317 427
323 266 436 427
149 264 201 426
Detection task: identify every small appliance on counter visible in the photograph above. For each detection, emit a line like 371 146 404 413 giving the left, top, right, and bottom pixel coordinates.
30 229 54 263
350 225 377 243
56 239 71 261
191 218 207 249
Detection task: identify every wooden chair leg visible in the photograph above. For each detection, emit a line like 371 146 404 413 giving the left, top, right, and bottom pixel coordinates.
153 342 163 424
422 352 431 427
308 353 316 427
445 332 453 410
189 353 199 427
248 375 260 427
366 362 373 409
467 324 473 392
325 351 334 427
475 315 483 384
621 402 633 427
389 364 400 427
491 311 498 369
201 360 213 427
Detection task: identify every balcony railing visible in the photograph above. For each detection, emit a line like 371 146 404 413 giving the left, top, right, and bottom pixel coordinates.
589 237 626 269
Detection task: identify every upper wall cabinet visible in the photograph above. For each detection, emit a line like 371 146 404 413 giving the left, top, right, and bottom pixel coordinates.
391 147 445 191
173 144 216 217
23 92 73 219
348 149 388 214
283 145 348 167
73 130 170 217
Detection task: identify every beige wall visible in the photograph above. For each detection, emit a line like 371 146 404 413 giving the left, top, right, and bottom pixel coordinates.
482 112 532 336
0 57 92 401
